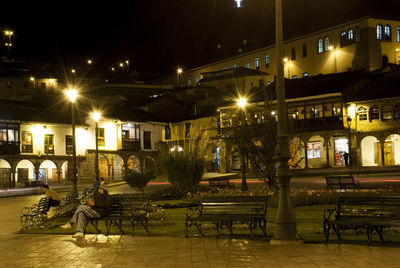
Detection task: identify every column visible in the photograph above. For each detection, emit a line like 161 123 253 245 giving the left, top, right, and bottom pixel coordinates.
380 141 385 167
11 171 16 188
325 138 330 168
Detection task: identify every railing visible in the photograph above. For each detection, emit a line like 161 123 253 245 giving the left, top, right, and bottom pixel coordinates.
22 144 33 153
120 140 141 151
0 141 20 155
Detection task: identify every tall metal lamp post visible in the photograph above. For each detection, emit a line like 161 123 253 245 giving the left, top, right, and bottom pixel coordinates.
271 0 299 243
92 112 101 180
177 68 183 86
237 97 248 191
347 117 352 167
65 89 78 199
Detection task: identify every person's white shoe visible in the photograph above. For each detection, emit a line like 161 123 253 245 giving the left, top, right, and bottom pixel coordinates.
72 232 84 238
60 223 72 229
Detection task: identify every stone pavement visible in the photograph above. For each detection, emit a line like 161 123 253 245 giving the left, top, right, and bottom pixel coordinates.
1 234 400 267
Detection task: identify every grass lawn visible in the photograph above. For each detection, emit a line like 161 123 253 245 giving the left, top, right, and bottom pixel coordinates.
20 202 400 244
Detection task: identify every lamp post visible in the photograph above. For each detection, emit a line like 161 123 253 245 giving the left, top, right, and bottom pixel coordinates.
92 112 101 180
65 89 78 199
177 68 183 86
271 0 299 243
347 117 352 168
237 97 248 191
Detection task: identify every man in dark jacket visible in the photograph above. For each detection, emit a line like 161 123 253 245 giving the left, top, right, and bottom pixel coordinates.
61 186 112 238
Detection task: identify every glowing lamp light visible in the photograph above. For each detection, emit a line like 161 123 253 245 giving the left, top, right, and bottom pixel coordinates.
65 89 77 103
119 63 124 67
92 112 101 122
235 0 243 8
283 58 288 63
396 48 400 52
328 46 334 51
87 59 92 64
177 68 183 74
71 69 76 74
237 97 247 108
30 77 35 81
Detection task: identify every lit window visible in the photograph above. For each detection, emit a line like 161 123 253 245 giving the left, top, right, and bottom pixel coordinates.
369 107 380 120
341 31 346 37
384 25 391 40
348 29 354 40
98 128 105 146
224 66 228 70
187 79 191 85
358 107 367 121
307 142 321 159
318 38 323 54
324 36 330 52
382 106 393 120
292 75 297 79
233 64 237 69
255 57 260 68
377 24 383 40
355 27 360 42
302 72 308 77
265 55 270 67
247 61 251 68
195 74 199 84
397 27 400 42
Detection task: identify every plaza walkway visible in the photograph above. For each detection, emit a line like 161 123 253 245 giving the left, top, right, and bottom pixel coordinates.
1 233 400 267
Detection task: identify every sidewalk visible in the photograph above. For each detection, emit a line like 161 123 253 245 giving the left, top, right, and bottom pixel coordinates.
1 234 400 267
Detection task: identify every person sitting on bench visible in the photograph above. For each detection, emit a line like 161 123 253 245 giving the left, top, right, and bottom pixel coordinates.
40 184 61 212
61 186 112 238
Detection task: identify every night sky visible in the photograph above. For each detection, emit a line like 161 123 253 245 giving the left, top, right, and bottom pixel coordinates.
1 0 400 78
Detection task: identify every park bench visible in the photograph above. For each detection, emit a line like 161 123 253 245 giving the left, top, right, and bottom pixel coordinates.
323 195 400 243
84 194 150 235
20 197 51 229
185 196 269 238
55 192 74 216
325 175 360 190
207 177 235 191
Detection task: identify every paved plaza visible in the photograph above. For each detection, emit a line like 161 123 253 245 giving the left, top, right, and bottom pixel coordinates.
1 233 400 267
2 185 400 267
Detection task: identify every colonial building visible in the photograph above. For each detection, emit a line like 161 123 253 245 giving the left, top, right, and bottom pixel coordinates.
157 16 400 88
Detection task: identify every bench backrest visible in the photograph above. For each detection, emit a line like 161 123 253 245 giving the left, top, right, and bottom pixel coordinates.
339 176 355 184
37 197 51 213
337 196 400 221
107 195 149 216
209 178 230 186
325 176 340 184
201 196 269 216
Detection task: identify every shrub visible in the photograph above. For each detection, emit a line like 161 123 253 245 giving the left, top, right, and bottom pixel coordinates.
123 170 153 191
162 146 204 191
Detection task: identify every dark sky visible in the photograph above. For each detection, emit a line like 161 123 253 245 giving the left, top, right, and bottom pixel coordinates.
1 0 400 77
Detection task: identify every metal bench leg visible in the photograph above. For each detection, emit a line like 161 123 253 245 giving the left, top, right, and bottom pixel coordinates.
366 226 373 243
323 223 331 241
375 226 384 243
260 219 267 236
216 222 221 238
332 224 341 240
118 220 125 234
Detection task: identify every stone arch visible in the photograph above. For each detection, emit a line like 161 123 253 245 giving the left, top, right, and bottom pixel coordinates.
0 159 12 188
112 154 125 180
99 154 110 180
384 134 400 166
361 136 381 166
61 161 70 182
143 155 159 175
289 136 305 169
127 155 140 173
39 160 58 183
16 159 36 184
306 135 326 168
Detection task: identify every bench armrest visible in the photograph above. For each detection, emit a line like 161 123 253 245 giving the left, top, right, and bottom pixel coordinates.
323 208 337 222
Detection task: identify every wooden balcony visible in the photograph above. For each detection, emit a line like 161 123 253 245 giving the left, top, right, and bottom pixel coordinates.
0 142 20 155
120 139 141 152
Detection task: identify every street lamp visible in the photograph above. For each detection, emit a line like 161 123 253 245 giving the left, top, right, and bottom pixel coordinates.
237 97 249 191
177 68 183 86
92 112 101 180
346 117 352 167
271 0 299 243
65 89 78 199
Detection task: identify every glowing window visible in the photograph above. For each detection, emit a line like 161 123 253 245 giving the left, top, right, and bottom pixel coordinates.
348 29 354 40
384 25 391 40
318 38 323 54
324 36 330 52
265 55 270 67
307 142 321 159
358 107 367 121
377 24 383 40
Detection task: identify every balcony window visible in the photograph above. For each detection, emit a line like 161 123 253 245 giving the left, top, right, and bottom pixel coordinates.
318 38 323 54
65 135 73 155
358 107 367 121
22 131 33 153
324 36 330 52
291 47 296 61
185 123 191 138
265 55 270 67
164 126 171 140
382 106 393 120
302 44 307 58
44 134 54 155
348 29 354 40
369 107 380 120
377 24 383 40
98 128 105 147
122 124 140 141
143 131 151 149
384 25 391 40
355 27 360 42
